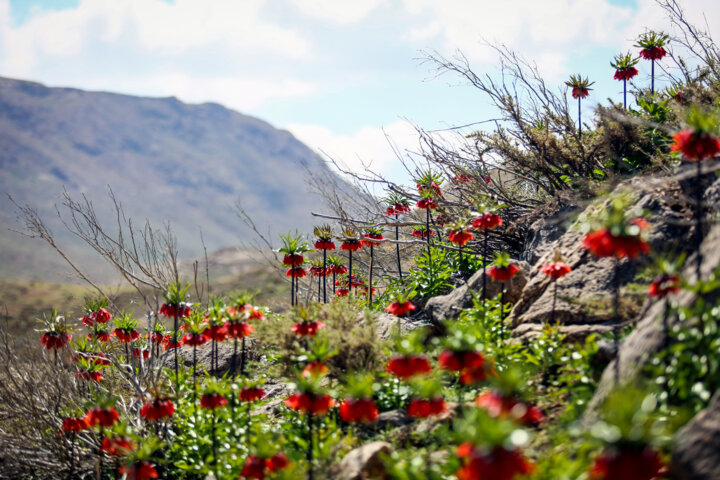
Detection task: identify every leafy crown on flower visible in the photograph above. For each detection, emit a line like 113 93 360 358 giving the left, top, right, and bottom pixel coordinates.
278 231 312 257
635 30 669 60
611 52 640 81
565 74 595 99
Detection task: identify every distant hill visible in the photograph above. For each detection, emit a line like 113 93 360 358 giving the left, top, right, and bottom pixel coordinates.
0 77 341 282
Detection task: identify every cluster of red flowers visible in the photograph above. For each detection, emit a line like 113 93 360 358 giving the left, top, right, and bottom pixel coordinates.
670 129 720 161
589 446 665 480
118 461 159 480
386 203 411 216
412 228 435 239
40 331 71 350
416 197 438 210
385 300 416 317
583 224 650 259
386 355 432 379
61 416 88 433
80 307 112 327
75 369 104 382
613 67 639 81
475 390 544 426
472 213 503 231
284 392 335 415
200 393 228 409
362 233 384 247
639 45 666 60
439 350 491 385
239 387 266 402
113 328 140 343
456 443 535 480
241 453 290 479
84 406 120 428
648 274 681 298
408 397 446 418
314 239 335 250
571 86 591 99
448 228 474 247
488 264 520 282
140 397 175 421
417 181 442 197
159 302 192 318
541 261 572 279
340 239 364 252
102 436 136 456
291 320 325 337
339 398 379 423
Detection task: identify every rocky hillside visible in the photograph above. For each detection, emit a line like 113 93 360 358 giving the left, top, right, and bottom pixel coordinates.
0 76 340 281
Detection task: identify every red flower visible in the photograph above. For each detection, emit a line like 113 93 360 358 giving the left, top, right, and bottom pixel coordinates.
301 361 329 379
670 129 720 161
113 329 140 343
331 264 348 275
242 453 290 479
41 331 71 350
456 444 535 480
239 387 266 402
340 240 364 251
639 46 666 60
61 417 88 434
339 398 379 423
133 348 150 359
282 253 304 266
572 86 590 99
84 407 120 428
583 229 650 258
472 213 503 230
589 446 665 480
94 352 111 365
227 321 254 338
386 206 396 216
314 240 336 251
149 331 165 344
284 392 335 415
183 332 207 346
336 288 349 297
614 67 639 81
140 398 175 421
75 369 104 382
448 229 474 246
416 198 437 210
542 262 572 279
459 366 490 385
88 329 111 342
118 461 159 480
386 355 432 379
395 203 411 214
649 274 681 298
475 391 544 425
102 436 136 456
200 393 228 409
407 397 446 418
362 233 384 247
412 228 435 239
488 264 520 282
291 321 325 337
203 323 228 342
162 335 183 350
385 301 417 317
417 182 442 196
439 350 486 372
159 303 191 318
286 266 307 278
310 265 325 277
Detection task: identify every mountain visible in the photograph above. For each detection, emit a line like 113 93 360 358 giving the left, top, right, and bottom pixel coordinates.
0 77 339 281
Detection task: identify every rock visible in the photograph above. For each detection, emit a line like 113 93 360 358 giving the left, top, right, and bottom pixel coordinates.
373 313 427 340
509 175 694 338
424 260 530 320
671 393 720 480
375 409 412 429
177 339 258 375
335 441 392 480
521 205 581 265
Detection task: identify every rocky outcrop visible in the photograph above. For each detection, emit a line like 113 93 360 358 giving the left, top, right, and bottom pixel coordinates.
671 393 720 480
424 260 530 320
335 441 392 480
509 174 695 339
372 313 427 340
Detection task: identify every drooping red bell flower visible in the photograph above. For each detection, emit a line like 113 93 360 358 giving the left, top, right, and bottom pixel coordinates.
385 206 396 216
583 228 650 259
94 352 111 365
339 398 379 423
456 443 535 480
291 320 325 337
88 329 111 342
475 390 544 426
459 366 491 385
41 331 71 350
183 332 207 346
648 274 681 298
614 67 639 81
75 369 104 382
284 392 335 416
417 181 442 197
386 355 432 379
336 288 349 297
140 397 175 421
84 406 120 428
61 417 88 434
159 302 191 318
282 253 304 266
362 233 384 247
330 264 348 275
162 334 183 350
81 308 113 327
572 87 590 99
394 203 411 214
589 446 665 480
302 361 329 379
407 397 446 418
488 264 520 282
314 239 336 251
242 453 290 479
416 197 437 210
670 129 720 161
102 436 136 456
385 300 416 317
203 323 228 342
472 213 502 230
113 328 140 343
226 321 254 338
149 331 165 344
200 393 228 409
412 228 435 239
542 261 572 279
340 239 363 252
639 46 667 60
239 387 266 402
309 265 326 277
438 350 486 372
286 266 307 278
118 461 159 480
448 229 474 246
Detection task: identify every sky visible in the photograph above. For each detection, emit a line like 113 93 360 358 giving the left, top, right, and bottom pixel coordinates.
1 0 719 185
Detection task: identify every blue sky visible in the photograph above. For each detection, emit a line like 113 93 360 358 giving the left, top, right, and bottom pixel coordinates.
2 0 718 184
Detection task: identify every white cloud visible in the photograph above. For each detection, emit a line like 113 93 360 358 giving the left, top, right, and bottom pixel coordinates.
288 0 387 25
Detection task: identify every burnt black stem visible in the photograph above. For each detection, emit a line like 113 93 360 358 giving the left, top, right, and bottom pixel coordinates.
348 250 353 292
291 270 295 307
332 272 336 295
651 59 655 94
241 334 247 377
317 275 321 302
192 344 197 402
322 249 327 303
231 336 238 376
173 312 179 397
500 282 506 340
483 229 488 320
578 97 582 137
395 214 403 281
368 245 374 305
623 79 627 110
695 160 704 283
